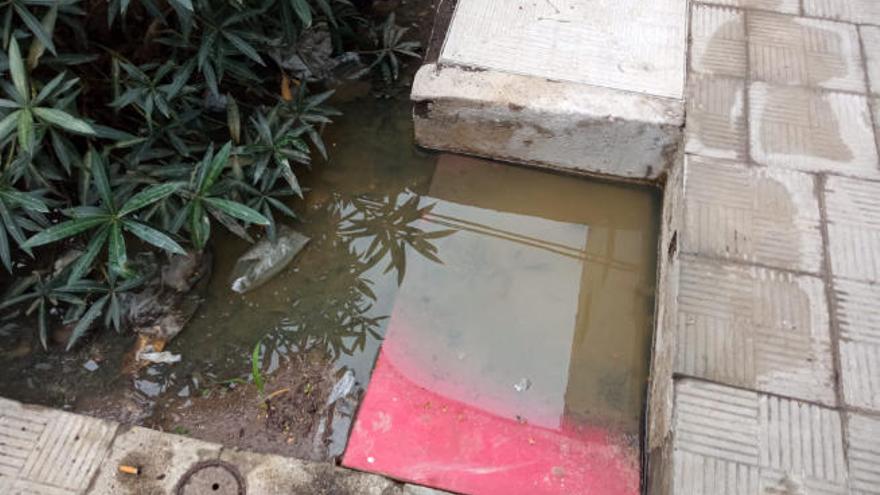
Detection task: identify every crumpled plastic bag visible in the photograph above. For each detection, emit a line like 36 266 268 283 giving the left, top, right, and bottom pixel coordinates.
230 227 310 293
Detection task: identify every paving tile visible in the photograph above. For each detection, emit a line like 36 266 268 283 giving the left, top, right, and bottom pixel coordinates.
690 4 747 78
695 0 799 14
825 176 880 282
685 75 747 160
88 426 220 495
671 380 848 494
750 82 879 176
848 413 880 494
863 26 880 95
682 156 824 273
805 0 880 26
674 256 836 405
840 340 880 412
0 398 116 495
748 12 865 93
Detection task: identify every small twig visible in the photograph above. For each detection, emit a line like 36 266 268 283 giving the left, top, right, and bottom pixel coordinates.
264 387 290 402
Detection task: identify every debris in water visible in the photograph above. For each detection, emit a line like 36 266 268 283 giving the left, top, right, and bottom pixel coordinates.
514 377 532 392
230 227 310 293
138 351 182 364
83 360 99 372
327 370 356 406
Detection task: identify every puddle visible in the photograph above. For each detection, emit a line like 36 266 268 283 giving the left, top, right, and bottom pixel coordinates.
343 155 658 495
0 91 659 486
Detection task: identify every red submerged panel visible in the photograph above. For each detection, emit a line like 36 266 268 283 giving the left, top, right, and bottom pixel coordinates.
342 321 640 495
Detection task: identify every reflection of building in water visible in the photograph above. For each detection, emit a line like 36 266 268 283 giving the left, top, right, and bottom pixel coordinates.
384 154 657 433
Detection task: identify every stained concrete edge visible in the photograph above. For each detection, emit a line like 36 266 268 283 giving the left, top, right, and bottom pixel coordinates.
412 63 684 181
0 396 454 495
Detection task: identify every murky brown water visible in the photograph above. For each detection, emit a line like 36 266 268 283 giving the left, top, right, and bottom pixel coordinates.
0 92 659 461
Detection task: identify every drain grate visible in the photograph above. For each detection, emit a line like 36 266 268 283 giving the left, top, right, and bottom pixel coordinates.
175 460 245 495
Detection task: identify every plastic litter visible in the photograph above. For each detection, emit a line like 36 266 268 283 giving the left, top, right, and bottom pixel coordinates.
138 351 182 364
230 227 310 294
514 377 532 392
327 369 356 406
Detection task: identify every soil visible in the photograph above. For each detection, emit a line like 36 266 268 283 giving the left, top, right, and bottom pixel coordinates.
148 349 357 462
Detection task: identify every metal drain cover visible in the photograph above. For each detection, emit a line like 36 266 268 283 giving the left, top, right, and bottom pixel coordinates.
176 460 245 495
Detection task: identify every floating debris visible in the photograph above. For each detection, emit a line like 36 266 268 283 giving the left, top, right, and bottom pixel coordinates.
230 227 310 294
513 377 532 392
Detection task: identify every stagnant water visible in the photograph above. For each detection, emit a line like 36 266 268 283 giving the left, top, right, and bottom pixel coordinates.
0 92 660 474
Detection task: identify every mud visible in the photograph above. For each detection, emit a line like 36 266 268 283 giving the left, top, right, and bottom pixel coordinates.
150 349 351 462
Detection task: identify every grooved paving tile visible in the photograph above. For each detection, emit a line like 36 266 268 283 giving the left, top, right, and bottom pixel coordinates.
671 380 849 494
695 0 799 14
863 26 880 95
804 0 880 26
839 340 880 412
675 256 836 405
685 75 747 160
848 413 880 494
750 82 880 176
824 176 880 282
440 0 687 99
748 12 865 93
690 4 746 77
682 156 823 273
0 398 115 495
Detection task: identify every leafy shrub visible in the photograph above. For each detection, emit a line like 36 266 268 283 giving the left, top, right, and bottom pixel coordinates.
0 0 419 349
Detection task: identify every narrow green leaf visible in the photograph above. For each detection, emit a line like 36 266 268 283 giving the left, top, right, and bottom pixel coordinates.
16 108 33 153
199 141 232 194
0 220 10 271
278 159 303 198
22 216 107 248
122 219 185 254
67 226 109 283
0 200 28 253
170 0 193 11
118 182 182 217
290 0 312 28
222 32 265 66
33 107 95 135
26 5 57 69
33 71 65 105
0 110 19 142
108 221 127 276
14 4 56 56
88 149 114 211
204 197 270 225
67 295 109 351
7 37 28 102
189 201 209 250
252 341 264 396
227 95 240 143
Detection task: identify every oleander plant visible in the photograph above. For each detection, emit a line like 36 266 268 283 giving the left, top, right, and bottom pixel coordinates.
0 0 419 349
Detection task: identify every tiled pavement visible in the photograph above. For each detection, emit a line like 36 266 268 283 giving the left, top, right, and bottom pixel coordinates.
655 1 880 493
0 395 449 494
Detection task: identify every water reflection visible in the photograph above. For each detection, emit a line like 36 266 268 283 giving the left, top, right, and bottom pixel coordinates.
274 191 455 362
343 155 658 495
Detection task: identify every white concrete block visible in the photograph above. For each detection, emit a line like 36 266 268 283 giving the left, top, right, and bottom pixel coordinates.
440 0 687 99
412 64 684 180
696 0 799 14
